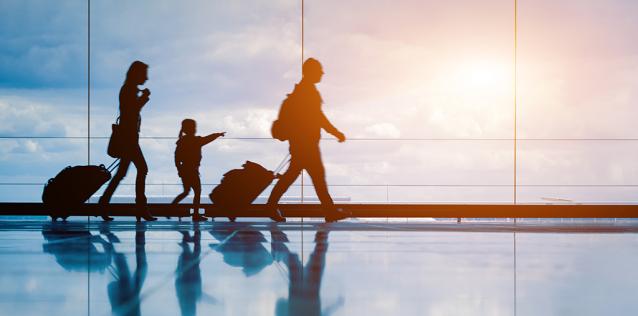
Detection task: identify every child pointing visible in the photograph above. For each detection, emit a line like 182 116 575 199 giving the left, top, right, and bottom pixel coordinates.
172 119 225 221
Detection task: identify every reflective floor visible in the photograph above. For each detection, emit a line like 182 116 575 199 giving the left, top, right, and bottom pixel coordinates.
0 218 637 316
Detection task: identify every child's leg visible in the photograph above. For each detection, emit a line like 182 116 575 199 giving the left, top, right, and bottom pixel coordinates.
192 175 202 217
171 179 191 204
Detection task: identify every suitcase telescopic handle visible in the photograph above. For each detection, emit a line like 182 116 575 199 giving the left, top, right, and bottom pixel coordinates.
273 154 291 175
106 159 121 172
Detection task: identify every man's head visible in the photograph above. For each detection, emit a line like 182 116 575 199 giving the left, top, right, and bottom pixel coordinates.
302 58 323 84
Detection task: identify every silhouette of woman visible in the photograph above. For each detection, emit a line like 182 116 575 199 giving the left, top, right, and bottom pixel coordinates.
107 224 149 316
100 61 156 222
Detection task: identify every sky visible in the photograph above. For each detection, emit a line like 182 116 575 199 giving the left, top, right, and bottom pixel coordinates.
1 0 638 203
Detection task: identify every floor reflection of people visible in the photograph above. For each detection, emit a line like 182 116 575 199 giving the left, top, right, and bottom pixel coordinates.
275 229 342 316
107 223 148 316
41 222 112 272
210 223 340 315
175 226 218 316
209 223 274 277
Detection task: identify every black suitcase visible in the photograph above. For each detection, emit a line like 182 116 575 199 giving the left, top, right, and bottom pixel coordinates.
42 160 119 221
210 158 288 220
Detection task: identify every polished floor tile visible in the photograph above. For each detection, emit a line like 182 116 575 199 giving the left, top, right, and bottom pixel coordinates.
0 219 637 315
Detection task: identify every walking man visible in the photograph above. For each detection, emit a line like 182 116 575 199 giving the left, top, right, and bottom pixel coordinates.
268 58 349 222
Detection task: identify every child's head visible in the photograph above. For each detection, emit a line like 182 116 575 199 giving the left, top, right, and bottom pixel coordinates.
179 119 196 137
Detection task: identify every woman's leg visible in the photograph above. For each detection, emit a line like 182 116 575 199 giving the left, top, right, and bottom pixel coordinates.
130 145 148 206
129 144 155 221
100 159 132 205
99 159 131 220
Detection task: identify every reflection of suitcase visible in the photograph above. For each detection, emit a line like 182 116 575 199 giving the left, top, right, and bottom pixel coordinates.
42 160 119 221
210 158 288 220
42 223 112 272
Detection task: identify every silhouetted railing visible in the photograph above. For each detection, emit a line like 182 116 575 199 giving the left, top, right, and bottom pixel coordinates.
2 136 638 205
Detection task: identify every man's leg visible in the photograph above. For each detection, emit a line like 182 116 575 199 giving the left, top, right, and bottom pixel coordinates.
305 147 349 222
305 147 335 210
267 160 303 206
267 159 302 221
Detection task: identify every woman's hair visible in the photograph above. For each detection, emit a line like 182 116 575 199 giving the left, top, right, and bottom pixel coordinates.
125 60 149 84
179 119 196 139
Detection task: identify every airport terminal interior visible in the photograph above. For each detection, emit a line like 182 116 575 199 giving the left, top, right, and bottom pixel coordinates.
2 0 638 315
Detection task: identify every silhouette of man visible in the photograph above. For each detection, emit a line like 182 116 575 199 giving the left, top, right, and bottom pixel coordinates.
268 58 349 222
100 61 156 222
275 229 342 316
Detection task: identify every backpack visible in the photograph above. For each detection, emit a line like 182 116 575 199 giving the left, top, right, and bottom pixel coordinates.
271 91 296 141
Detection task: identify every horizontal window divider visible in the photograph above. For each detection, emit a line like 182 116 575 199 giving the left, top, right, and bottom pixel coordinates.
3 136 638 141
3 183 638 187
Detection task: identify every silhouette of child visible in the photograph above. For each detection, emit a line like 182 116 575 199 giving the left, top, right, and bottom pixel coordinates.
172 119 225 221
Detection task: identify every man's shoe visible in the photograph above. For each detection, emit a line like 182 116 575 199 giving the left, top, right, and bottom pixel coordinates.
270 209 286 223
325 209 350 223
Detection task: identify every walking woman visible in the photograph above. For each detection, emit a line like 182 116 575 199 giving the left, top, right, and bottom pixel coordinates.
100 61 157 222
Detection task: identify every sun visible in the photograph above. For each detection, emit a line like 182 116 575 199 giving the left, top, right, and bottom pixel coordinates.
459 61 512 93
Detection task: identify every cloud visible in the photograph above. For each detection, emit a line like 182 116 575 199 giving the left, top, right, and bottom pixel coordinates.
0 0 87 88
0 90 87 137
364 123 401 138
3 0 638 204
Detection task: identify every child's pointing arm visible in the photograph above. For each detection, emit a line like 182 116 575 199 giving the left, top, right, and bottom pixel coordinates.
201 132 226 146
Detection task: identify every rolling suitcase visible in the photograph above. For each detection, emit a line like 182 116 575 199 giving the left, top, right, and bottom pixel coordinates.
42 160 119 221
210 157 288 220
